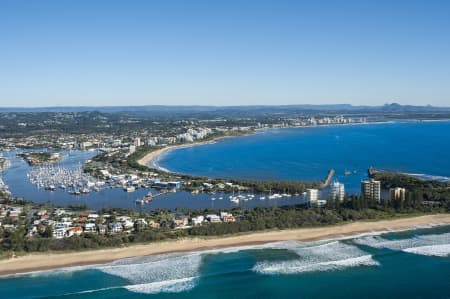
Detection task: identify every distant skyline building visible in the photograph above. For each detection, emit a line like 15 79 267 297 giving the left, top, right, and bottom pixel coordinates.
330 181 345 202
390 187 406 202
361 179 381 202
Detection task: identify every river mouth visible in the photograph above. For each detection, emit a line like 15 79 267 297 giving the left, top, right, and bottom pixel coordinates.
156 121 450 192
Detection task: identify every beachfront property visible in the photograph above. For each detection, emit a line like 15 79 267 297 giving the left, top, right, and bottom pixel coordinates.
5 203 240 240
390 187 406 202
306 189 319 206
192 216 204 226
206 214 221 223
330 181 345 202
361 179 381 202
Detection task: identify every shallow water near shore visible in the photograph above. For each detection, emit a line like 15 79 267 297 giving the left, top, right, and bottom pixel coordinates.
1 225 449 299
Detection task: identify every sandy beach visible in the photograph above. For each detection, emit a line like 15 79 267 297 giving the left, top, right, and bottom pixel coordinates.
1 214 449 276
136 122 390 172
137 136 233 171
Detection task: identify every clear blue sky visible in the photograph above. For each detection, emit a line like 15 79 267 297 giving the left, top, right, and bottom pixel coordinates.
1 0 449 107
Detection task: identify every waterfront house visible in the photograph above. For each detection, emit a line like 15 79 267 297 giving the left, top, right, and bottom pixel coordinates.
109 222 123 234
206 214 221 223
67 226 83 237
53 209 66 217
97 224 107 234
84 223 97 233
53 228 66 239
191 216 205 226
148 220 160 229
27 225 38 237
88 213 99 219
221 213 236 223
134 218 148 229
168 181 182 189
122 219 134 230
36 210 47 217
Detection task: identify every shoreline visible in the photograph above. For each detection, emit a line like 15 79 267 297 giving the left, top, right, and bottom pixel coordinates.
1 214 449 276
136 122 378 173
137 134 243 172
136 119 434 175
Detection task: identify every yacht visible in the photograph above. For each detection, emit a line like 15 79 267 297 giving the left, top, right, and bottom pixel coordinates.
124 186 136 192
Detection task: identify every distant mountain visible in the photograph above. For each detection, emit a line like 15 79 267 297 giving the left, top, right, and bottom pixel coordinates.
0 103 449 114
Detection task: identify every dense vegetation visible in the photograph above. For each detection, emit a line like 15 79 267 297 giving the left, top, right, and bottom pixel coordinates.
1 191 447 256
372 172 450 206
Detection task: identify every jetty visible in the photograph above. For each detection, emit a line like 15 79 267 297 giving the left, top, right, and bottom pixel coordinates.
136 190 170 204
320 169 335 189
368 166 379 177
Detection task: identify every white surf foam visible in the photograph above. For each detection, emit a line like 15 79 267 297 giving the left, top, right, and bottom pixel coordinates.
253 241 378 275
125 277 197 294
97 252 202 294
403 244 450 257
354 232 450 257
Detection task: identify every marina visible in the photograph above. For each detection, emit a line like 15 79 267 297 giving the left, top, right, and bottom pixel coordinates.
0 121 449 211
0 149 307 211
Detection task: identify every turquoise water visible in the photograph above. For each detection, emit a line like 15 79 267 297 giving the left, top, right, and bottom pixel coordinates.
158 121 450 193
1 225 450 299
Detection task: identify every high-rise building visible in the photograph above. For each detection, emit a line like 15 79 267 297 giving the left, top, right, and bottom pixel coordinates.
306 189 319 206
389 187 406 202
361 179 381 202
330 181 345 202
129 145 136 154
134 137 141 147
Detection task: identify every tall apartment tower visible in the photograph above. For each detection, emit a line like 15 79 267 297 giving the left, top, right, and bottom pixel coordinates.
306 189 319 206
389 187 406 202
330 181 345 202
361 179 381 202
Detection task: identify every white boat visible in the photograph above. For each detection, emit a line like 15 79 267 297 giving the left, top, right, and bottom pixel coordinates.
124 186 136 192
230 197 239 204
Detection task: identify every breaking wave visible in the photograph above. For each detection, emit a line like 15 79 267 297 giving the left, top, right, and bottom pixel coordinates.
354 232 450 257
253 241 378 275
125 277 197 294
97 252 203 294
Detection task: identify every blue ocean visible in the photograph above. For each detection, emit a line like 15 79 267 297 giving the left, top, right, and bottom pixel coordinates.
158 121 450 193
2 121 450 210
1 225 449 299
